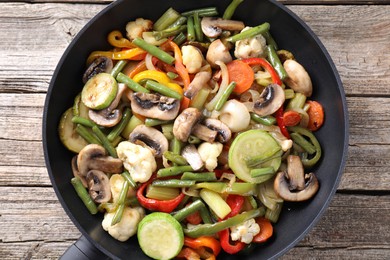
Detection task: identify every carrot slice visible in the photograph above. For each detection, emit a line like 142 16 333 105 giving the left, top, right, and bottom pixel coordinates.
283 110 301 126
306 100 324 131
226 60 254 94
253 217 273 243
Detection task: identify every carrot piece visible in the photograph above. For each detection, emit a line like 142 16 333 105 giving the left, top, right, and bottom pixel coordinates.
226 60 254 94
306 100 324 131
253 217 273 243
127 60 147 78
283 110 302 126
181 96 191 110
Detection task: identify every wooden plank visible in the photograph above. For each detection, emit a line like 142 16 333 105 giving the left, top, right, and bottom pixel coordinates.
0 4 389 96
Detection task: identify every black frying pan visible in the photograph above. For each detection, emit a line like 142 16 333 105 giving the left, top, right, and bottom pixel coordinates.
42 0 349 259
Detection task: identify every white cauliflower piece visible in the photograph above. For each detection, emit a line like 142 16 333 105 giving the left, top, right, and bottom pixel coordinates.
230 218 260 244
234 27 267 59
116 141 157 183
109 174 136 203
126 18 153 40
182 45 203 74
197 142 223 171
102 206 145 242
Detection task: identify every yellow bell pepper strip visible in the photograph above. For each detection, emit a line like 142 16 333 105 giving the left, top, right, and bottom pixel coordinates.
107 30 136 49
86 48 147 65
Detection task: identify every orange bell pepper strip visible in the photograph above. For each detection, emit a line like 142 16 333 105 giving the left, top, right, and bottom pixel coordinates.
87 48 147 65
184 236 221 257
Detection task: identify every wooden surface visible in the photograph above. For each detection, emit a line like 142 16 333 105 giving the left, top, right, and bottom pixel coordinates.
1 0 389 259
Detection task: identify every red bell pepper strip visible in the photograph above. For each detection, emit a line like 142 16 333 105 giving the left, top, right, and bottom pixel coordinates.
184 236 221 256
241 57 290 138
224 194 245 219
218 228 245 254
136 176 185 213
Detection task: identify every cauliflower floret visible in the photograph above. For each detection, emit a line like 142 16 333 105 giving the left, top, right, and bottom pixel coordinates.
234 27 267 59
102 206 145 242
197 142 223 171
116 141 157 183
230 218 260 244
182 45 203 74
126 18 153 40
109 174 136 203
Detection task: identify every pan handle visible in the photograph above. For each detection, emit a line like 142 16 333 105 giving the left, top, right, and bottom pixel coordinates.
60 235 110 260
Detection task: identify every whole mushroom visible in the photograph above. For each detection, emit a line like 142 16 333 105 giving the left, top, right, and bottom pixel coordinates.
206 39 232 68
283 59 313 97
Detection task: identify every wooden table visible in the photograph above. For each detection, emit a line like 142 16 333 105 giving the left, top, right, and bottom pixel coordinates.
1 0 389 259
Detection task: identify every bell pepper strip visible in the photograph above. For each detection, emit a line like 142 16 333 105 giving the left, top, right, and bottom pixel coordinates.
275 107 290 138
136 176 185 213
184 236 221 257
224 194 245 219
252 217 273 243
218 228 245 254
184 208 262 238
127 60 147 78
86 48 147 65
107 30 136 49
132 70 184 96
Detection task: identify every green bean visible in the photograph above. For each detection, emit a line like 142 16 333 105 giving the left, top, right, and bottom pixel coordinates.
193 12 203 42
215 82 236 111
111 179 130 225
92 125 118 158
262 30 278 50
107 107 132 142
122 170 137 189
290 132 316 154
186 16 196 41
167 16 188 29
71 177 98 215
153 7 181 31
162 124 174 140
157 165 194 177
75 124 101 145
223 0 244 20
173 199 206 222
247 196 258 209
250 113 276 126
181 172 217 182
227 22 270 43
111 203 125 226
266 45 288 80
163 151 188 166
167 72 178 80
152 179 196 188
72 116 95 128
198 199 213 224
153 25 187 40
184 208 263 237
173 32 187 46
181 7 218 17
145 118 171 127
288 126 322 167
132 37 175 65
110 60 128 78
170 137 182 155
116 72 149 93
144 80 183 100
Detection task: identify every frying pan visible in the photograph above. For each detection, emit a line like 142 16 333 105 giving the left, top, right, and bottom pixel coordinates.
42 0 349 259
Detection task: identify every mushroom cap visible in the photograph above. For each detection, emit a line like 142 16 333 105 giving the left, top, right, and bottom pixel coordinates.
77 144 123 177
283 59 313 97
287 155 306 191
86 169 112 203
129 92 180 121
129 124 169 158
82 56 113 84
173 107 202 142
274 171 319 202
71 156 88 188
253 84 285 116
203 118 232 143
206 39 233 68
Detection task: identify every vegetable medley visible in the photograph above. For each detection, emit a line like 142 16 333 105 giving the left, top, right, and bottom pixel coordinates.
59 0 325 259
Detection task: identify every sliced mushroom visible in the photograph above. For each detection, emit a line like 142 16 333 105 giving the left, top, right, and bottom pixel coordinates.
71 156 88 188
129 92 180 120
206 39 232 68
192 124 218 143
86 169 111 203
253 84 285 116
181 144 204 171
173 107 202 142
203 118 232 143
287 155 306 191
184 70 212 99
283 59 313 97
82 56 113 84
129 124 168 158
77 144 123 177
274 171 319 202
201 17 245 38
88 83 127 127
